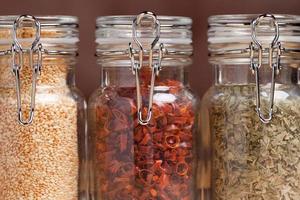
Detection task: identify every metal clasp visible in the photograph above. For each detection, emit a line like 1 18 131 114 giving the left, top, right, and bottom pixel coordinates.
11 15 43 125
250 14 282 124
128 11 166 125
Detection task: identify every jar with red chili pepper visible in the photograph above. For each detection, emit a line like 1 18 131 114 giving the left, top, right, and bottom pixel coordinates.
88 12 199 200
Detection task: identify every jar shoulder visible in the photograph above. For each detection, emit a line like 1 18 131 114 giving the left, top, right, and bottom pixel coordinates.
200 84 300 128
202 84 300 106
38 86 86 106
88 85 200 109
0 86 86 107
88 87 108 109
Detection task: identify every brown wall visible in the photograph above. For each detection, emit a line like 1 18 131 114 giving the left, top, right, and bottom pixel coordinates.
1 0 300 98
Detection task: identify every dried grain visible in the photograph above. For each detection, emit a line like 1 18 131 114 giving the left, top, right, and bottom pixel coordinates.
0 56 79 200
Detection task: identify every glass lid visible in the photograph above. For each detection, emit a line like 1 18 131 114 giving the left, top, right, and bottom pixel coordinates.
0 15 79 54
96 14 193 67
208 14 300 65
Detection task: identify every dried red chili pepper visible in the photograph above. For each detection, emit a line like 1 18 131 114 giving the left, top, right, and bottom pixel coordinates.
91 77 196 200
176 161 189 176
165 134 180 148
120 133 128 153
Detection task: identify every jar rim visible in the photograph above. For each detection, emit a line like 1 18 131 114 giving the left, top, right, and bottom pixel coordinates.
96 15 192 27
208 14 300 25
0 15 78 27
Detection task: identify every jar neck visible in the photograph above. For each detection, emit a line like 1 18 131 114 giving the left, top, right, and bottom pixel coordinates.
101 66 188 88
214 64 299 86
0 55 76 89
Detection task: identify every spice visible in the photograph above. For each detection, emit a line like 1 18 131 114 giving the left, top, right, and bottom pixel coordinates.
208 85 300 200
0 55 80 199
90 78 196 200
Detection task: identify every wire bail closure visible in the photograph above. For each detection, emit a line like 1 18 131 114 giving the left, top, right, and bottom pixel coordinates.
250 14 282 124
128 11 166 125
11 15 43 125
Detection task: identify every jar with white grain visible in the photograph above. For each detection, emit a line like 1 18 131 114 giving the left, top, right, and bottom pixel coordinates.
0 15 87 200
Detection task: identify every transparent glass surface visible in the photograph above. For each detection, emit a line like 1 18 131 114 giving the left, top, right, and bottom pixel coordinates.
88 66 199 200
90 14 199 200
201 64 300 200
0 16 87 200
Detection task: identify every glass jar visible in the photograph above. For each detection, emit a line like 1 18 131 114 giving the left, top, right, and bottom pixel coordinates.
202 14 300 199
0 15 87 199
88 12 198 200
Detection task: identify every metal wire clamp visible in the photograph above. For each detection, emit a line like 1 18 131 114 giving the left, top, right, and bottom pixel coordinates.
250 14 283 124
128 11 166 126
11 15 43 125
